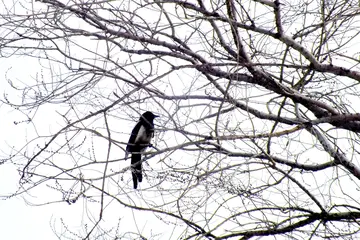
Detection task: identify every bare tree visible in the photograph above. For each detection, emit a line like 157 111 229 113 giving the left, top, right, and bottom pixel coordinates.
1 0 360 239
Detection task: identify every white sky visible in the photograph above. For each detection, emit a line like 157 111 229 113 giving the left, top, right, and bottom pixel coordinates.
0 164 55 239
0 56 59 239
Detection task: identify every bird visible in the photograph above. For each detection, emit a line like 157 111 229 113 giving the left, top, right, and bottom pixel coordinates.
126 111 159 189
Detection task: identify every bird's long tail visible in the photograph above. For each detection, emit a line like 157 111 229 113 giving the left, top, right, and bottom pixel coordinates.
131 153 142 189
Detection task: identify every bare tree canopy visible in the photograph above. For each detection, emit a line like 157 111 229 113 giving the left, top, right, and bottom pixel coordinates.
1 0 360 239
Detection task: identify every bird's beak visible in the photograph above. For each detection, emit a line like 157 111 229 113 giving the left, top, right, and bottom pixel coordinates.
154 115 159 118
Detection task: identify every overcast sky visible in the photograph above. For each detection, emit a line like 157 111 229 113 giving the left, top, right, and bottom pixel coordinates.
0 55 57 239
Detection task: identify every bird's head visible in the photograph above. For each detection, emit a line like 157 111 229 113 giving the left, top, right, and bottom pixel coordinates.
141 111 159 121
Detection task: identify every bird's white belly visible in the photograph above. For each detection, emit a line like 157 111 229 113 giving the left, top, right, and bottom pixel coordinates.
135 125 151 144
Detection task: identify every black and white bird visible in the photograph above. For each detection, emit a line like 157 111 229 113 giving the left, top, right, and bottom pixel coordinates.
126 111 159 189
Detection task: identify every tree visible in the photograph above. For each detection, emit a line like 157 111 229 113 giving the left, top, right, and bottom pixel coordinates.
1 0 360 239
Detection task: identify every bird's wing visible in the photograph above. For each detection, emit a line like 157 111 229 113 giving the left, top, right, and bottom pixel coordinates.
126 121 142 152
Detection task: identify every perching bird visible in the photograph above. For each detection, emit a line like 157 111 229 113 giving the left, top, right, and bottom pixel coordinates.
126 111 159 189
